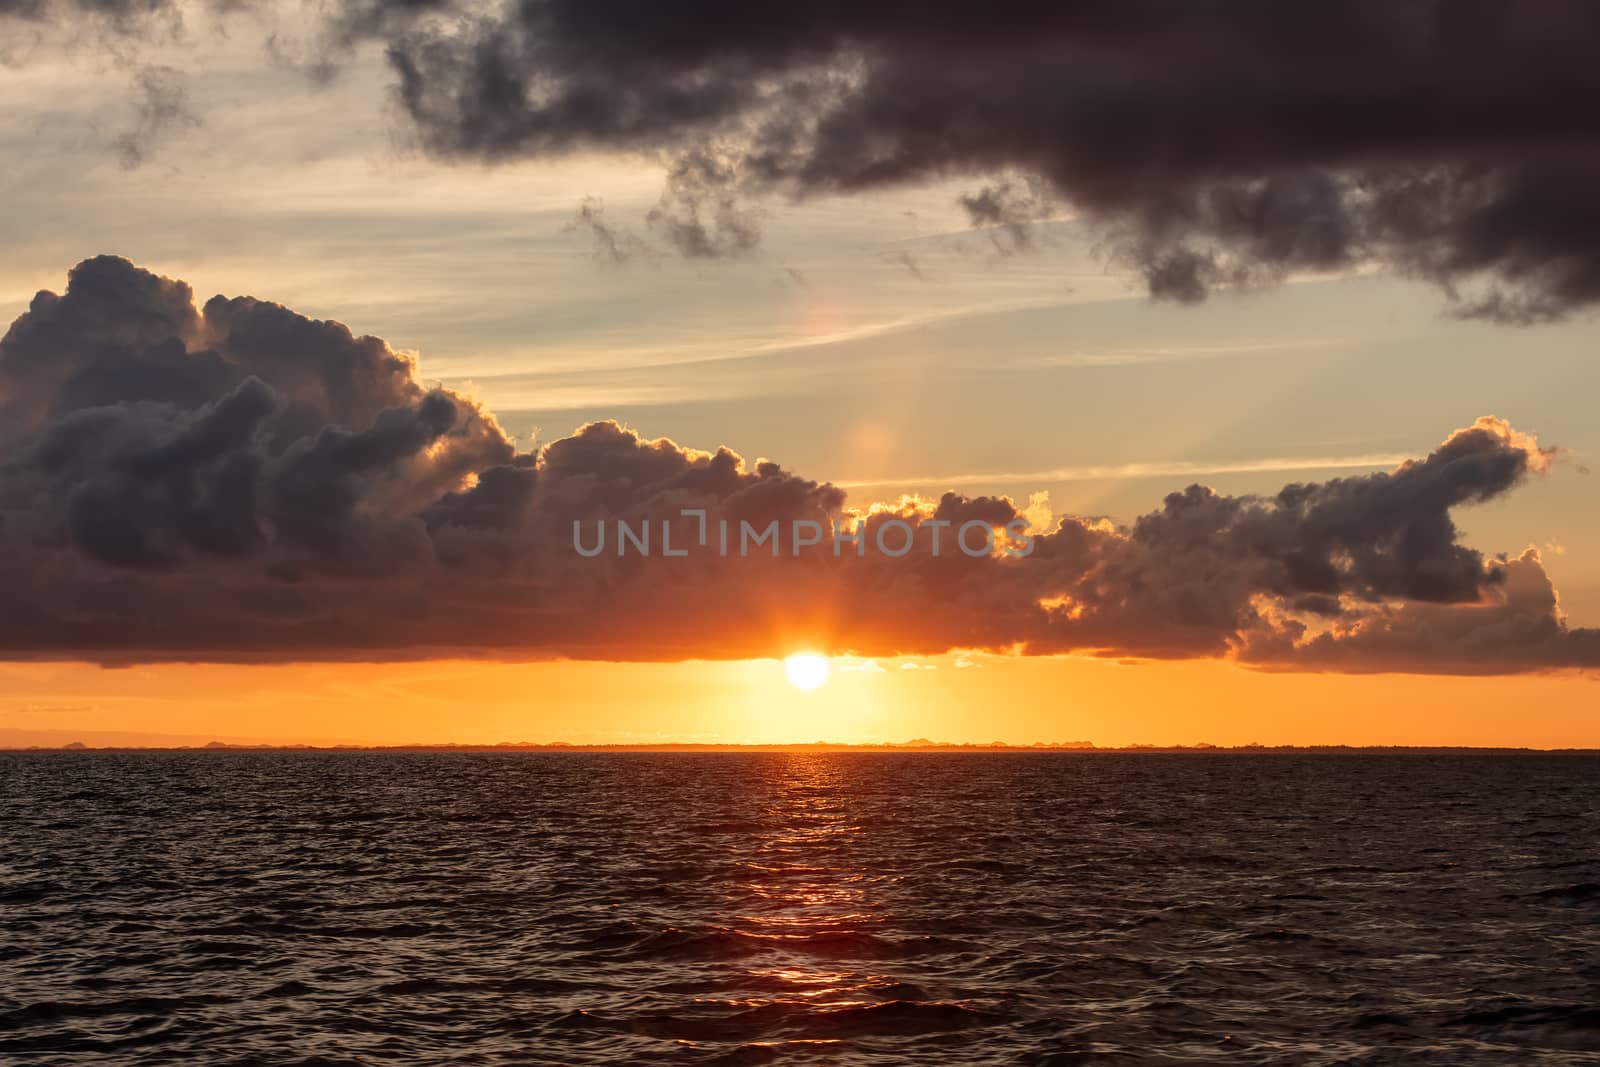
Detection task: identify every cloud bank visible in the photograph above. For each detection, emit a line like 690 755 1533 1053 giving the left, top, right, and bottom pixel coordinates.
0 257 1595 672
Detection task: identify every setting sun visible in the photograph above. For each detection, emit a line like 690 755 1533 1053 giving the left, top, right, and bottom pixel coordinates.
783 654 832 691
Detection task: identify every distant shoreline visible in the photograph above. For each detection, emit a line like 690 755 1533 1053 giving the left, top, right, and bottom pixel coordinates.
6 743 1598 755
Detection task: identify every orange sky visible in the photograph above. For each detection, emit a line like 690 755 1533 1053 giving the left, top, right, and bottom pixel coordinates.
2 656 1595 749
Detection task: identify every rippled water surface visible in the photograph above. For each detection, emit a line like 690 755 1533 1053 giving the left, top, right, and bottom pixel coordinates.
3 752 1599 1064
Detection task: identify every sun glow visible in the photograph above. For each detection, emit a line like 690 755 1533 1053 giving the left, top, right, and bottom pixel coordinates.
783 653 832 691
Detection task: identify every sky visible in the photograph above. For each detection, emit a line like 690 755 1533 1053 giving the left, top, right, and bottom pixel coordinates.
1 0 1597 746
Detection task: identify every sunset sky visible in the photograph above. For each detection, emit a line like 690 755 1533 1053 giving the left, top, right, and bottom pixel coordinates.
1 1 1597 746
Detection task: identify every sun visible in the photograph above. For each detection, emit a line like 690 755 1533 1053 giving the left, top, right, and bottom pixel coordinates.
783 653 832 691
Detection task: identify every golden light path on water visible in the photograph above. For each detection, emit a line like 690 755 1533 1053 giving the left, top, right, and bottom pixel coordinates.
724 755 887 1055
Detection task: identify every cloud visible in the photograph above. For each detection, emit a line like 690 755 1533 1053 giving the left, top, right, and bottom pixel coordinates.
882 250 926 281
958 175 1055 256
0 256 511 582
644 149 763 259
0 0 185 65
375 0 1600 320
564 196 650 267
112 65 199 169
0 258 1594 672
1242 549 1600 675
14 1 1600 320
0 0 173 26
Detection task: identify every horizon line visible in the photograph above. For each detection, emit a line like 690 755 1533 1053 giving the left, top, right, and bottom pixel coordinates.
8 741 1598 755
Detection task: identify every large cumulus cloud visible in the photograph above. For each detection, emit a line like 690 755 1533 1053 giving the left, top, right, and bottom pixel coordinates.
377 0 1600 320
0 257 1594 672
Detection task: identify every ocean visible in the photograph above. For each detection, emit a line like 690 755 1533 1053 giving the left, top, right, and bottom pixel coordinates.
2 752 1597 1064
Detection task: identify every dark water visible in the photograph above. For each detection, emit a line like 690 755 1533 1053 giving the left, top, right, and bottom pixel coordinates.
2 753 1598 1065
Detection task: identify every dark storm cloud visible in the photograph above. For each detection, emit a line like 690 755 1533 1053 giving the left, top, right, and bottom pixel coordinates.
0 258 1594 672
15 0 1600 317
377 0 1600 320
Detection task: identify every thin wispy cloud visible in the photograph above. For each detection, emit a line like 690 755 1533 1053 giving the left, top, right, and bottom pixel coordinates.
1022 338 1346 369
425 294 1096 380
834 453 1414 491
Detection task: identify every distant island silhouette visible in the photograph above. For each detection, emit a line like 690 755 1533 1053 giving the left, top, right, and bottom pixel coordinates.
8 739 1598 755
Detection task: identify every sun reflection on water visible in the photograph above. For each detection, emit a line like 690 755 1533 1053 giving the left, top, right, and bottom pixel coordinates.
723 755 898 1023
637 753 995 1055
